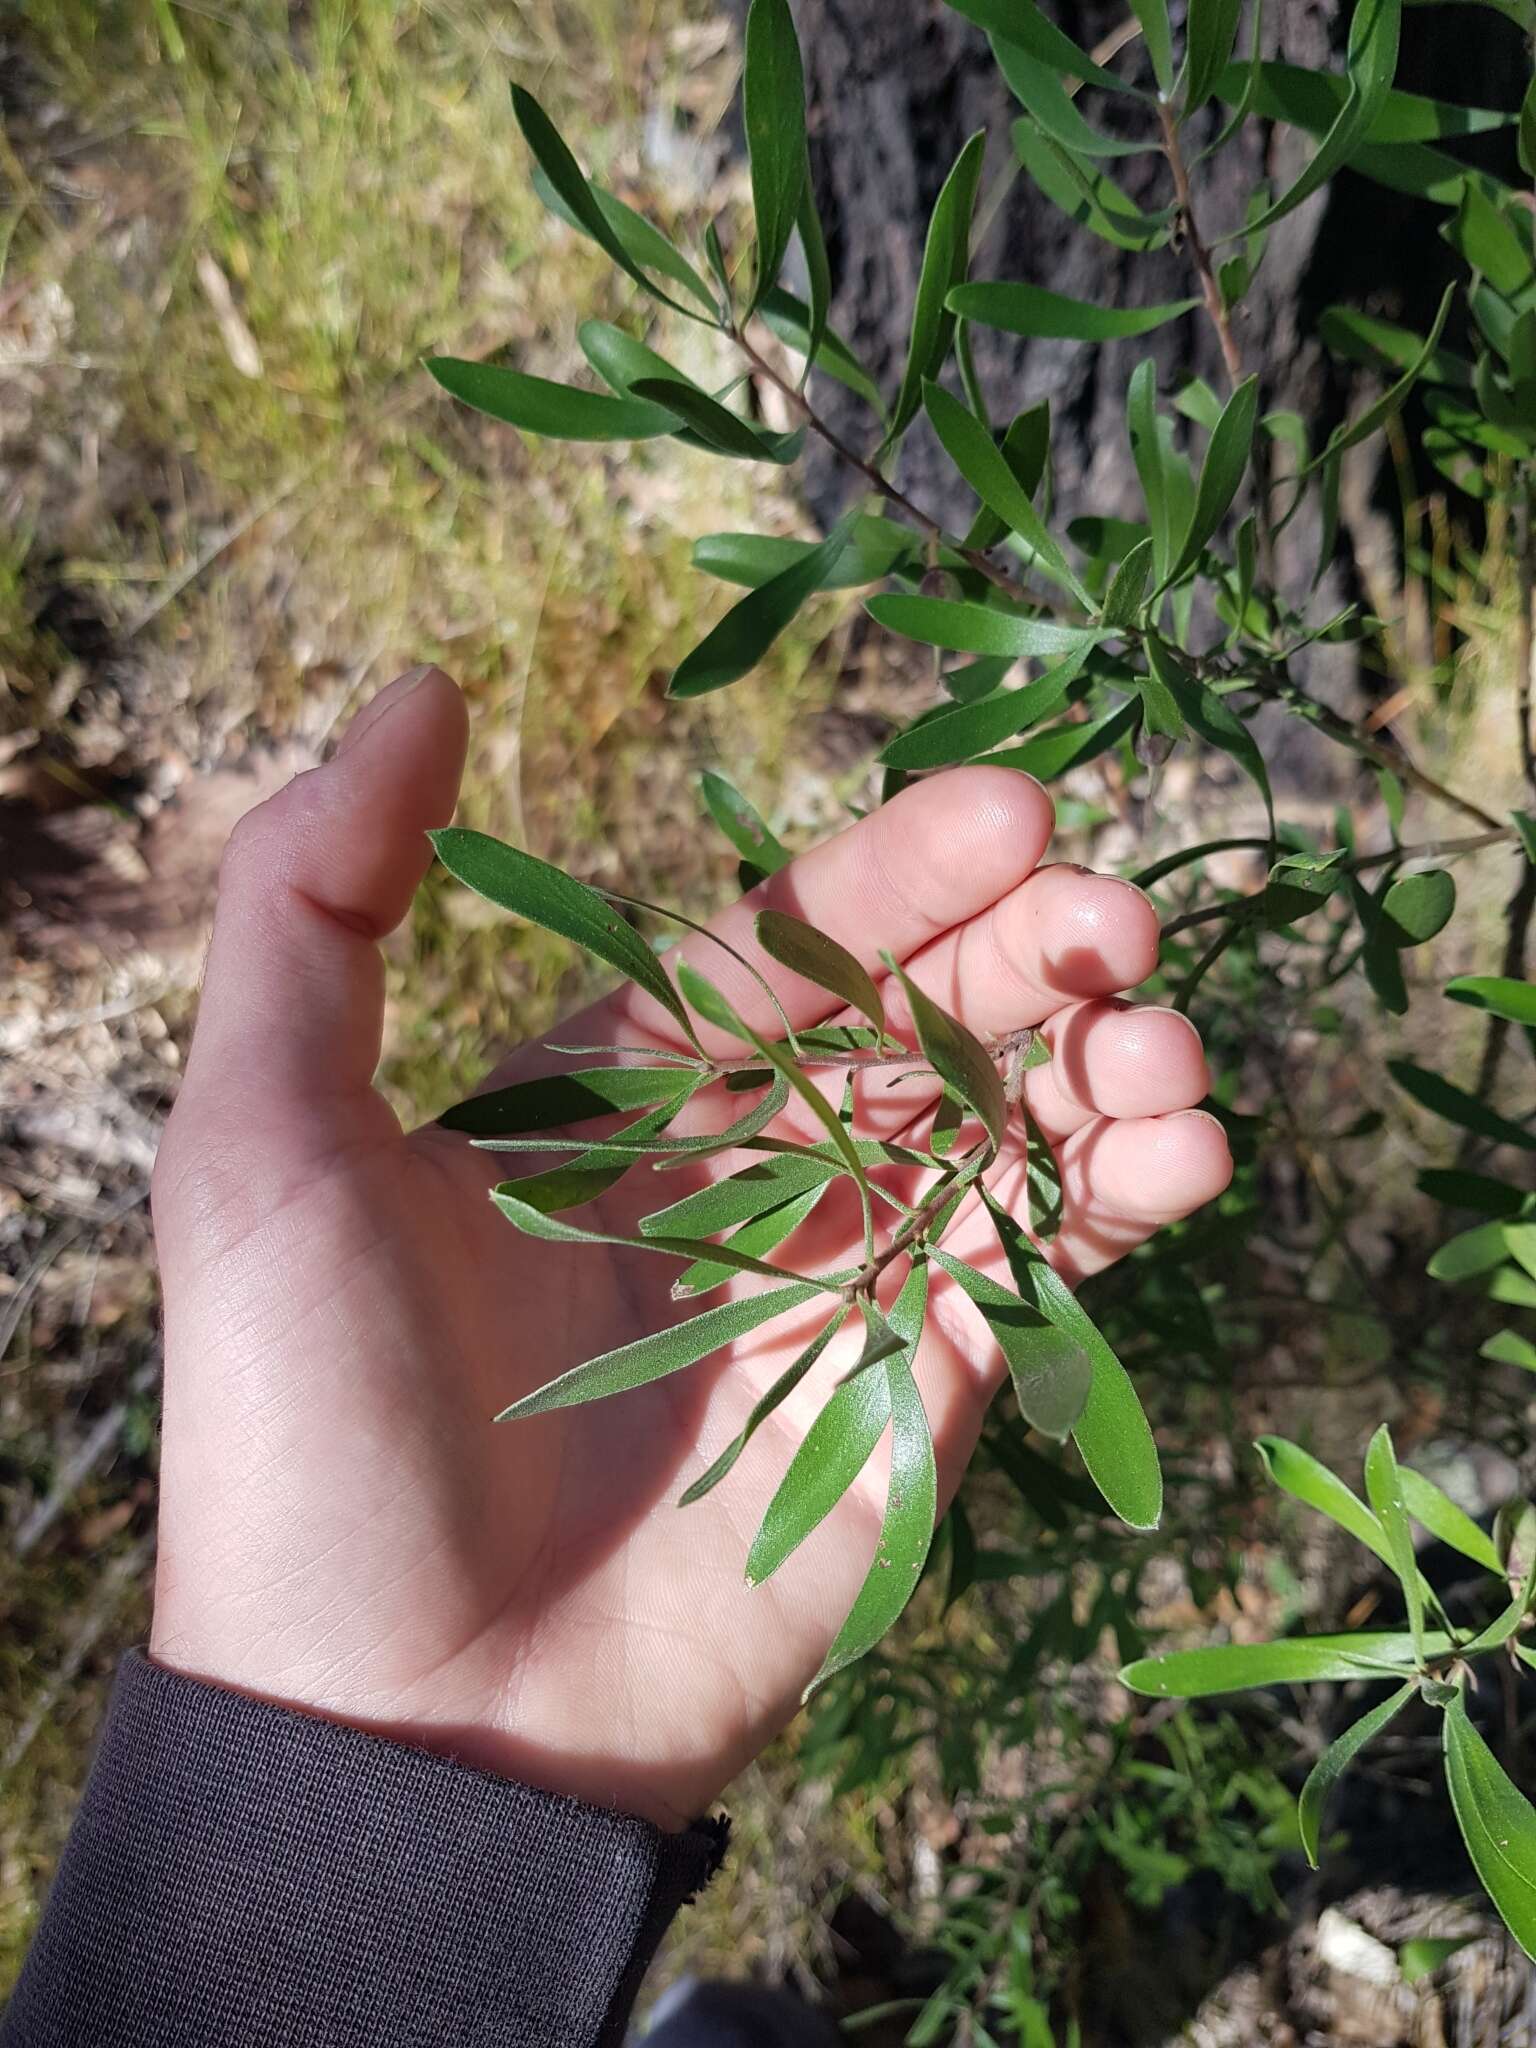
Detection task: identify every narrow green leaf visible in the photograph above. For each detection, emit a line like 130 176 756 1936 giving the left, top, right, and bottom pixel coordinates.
427 357 679 442
1164 375 1260 585
674 1180 831 1297
511 86 704 321
948 282 1197 341
1419 1167 1527 1218
743 0 808 311
1185 0 1244 112
1238 0 1403 237
963 405 1051 551
877 647 1089 770
670 511 855 697
1128 358 1171 581
1255 1435 1397 1570
430 829 698 1047
628 377 798 463
1446 975 1536 1025
1398 1467 1503 1572
1298 1681 1417 1866
439 1063 699 1136
473 1072 789 1161
487 1097 697 1215
1364 1425 1427 1662
498 1280 821 1420
1319 304 1473 389
1399 1936 1479 1986
640 1153 839 1239
1121 1631 1445 1697
1443 1692 1536 1961
491 1185 838 1290
1484 1329 1536 1371
691 517 916 591
529 165 718 315
795 177 831 381
679 1306 850 1505
866 593 1101 661
1428 1220 1512 1282
759 288 885 411
982 695 1140 779
1389 1059 1536 1152
948 0 1148 92
885 958 1007 1154
808 1262 937 1688
1145 640 1274 829
1213 58 1514 145
1101 537 1155 629
1129 0 1174 93
755 909 887 1039
1012 120 1175 252
1300 285 1454 478
1443 181 1532 298
930 1247 1091 1438
923 381 1091 604
888 131 988 442
989 38 1150 155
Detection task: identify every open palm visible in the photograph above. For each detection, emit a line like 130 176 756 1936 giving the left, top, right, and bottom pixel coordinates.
150 667 1230 1829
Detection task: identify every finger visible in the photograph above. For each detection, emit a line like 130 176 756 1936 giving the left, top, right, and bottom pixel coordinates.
765 864 1163 1148
1021 1000 1210 1145
1025 1109 1232 1286
610 765 1055 1049
178 665 468 1138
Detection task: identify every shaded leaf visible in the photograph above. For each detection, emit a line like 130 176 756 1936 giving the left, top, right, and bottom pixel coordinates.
878 647 1090 770
691 516 917 591
888 132 988 441
743 0 807 311
674 1180 831 1297
1299 1681 1417 1866
1012 120 1176 252
755 909 888 1039
1398 1466 1503 1572
948 0 1148 91
670 511 856 697
679 1306 851 1505
1121 1631 1445 1697
1443 1692 1536 1961
530 166 718 315
439 1063 700 1137
1383 869 1456 944
699 769 792 876
640 1153 839 1238
629 376 800 462
1239 0 1402 236
759 289 886 410
1256 1435 1396 1569
923 380 1091 604
886 958 1007 1153
930 1247 1092 1438
1164 375 1260 585
1364 1424 1427 1661
1389 1059 1536 1151
948 282 1197 340
1446 975 1536 1025
490 1185 838 1291
427 357 678 441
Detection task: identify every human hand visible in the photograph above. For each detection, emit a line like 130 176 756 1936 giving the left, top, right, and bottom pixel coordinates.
149 664 1231 1829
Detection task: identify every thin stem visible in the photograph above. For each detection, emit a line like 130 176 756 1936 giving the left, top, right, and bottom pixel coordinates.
1157 101 1243 390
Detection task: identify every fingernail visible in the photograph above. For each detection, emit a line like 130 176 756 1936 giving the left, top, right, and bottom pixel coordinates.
335 665 443 758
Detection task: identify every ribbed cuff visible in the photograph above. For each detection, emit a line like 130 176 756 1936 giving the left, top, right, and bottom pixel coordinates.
2 1652 727 2048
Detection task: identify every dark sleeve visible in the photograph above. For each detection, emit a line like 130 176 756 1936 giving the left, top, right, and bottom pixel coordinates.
1 1651 728 2048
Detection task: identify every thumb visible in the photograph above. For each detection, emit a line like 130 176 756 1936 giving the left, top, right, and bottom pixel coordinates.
176 664 468 1146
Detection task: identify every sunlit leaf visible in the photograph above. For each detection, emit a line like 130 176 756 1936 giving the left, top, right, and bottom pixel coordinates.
497 1279 822 1420
743 0 807 311
923 381 1091 605
692 516 917 592
491 1185 839 1291
885 958 1007 1154
948 0 1148 92
755 909 887 1039
674 1180 831 1298
670 510 856 697
948 282 1197 341
1443 1691 1536 1960
878 647 1090 770
888 132 988 441
1255 1435 1396 1568
530 167 718 315
1363 1425 1427 1661
1446 975 1536 1025
1012 120 1175 251
640 1153 839 1239
1163 375 1260 586
866 594 1102 661
438 1063 700 1137
1398 1467 1503 1572
1239 0 1402 236
930 1246 1091 1438
758 288 886 410
678 1306 851 1505
427 357 679 441
1120 1631 1444 1697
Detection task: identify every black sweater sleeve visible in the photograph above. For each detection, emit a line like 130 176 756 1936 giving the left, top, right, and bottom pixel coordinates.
1 1652 727 2048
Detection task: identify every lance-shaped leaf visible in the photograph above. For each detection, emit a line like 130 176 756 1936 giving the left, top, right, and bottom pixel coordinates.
1444 1691 1536 1961
808 1261 937 1690
1129 359 1171 581
755 909 887 1041
948 0 1148 91
743 0 807 311
885 957 1006 1154
439 1063 700 1137
877 647 1089 770
1186 0 1244 112
1162 375 1259 586
1298 1681 1417 1867
866 593 1101 661
1120 1630 1447 1697
670 511 856 697
530 167 718 316
510 86 704 322
759 288 885 411
923 381 1091 605
989 38 1149 155
430 828 700 1049
1101 538 1154 629
747 1313 895 1584
1255 1435 1398 1568
930 1246 1091 1439
640 1152 839 1238
983 695 1140 779
699 769 792 881
794 176 831 380
1364 1425 1428 1662
1129 0 1174 92
1389 1060 1536 1152
498 1279 822 1421
679 1305 851 1505
985 1194 1161 1528
489 1097 700 1215
491 1186 841 1293
948 282 1196 342
576 320 731 448
629 377 800 463
692 517 915 592
1299 285 1453 479
1214 58 1516 146
471 1071 790 1158
1399 1466 1504 1572
1145 640 1274 830
1446 975 1536 1026
961 405 1051 551
426 357 680 442
1012 121 1175 252
887 130 987 442
674 1181 831 1298
1238 0 1402 236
